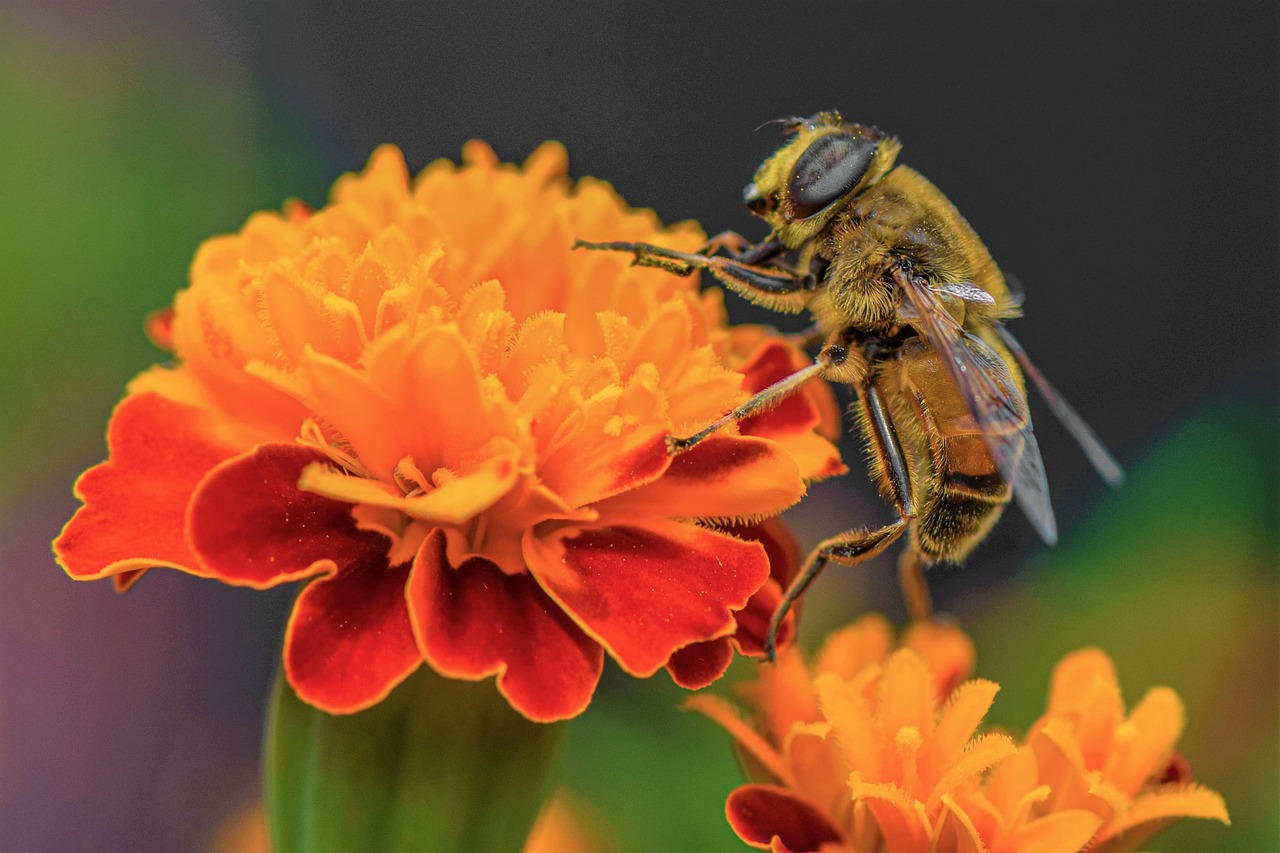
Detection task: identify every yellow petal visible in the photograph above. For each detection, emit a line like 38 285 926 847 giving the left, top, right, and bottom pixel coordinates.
926 733 1017 810
991 810 1104 853
925 679 1000 780
815 614 894 681
1102 686 1185 797
876 650 936 747
816 673 883 781
934 794 984 853
1093 784 1229 853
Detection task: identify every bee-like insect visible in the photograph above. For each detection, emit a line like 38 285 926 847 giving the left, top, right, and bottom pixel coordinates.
578 110 1123 659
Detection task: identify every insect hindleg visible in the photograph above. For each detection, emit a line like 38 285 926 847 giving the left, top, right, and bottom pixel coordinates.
764 381 917 661
897 546 932 622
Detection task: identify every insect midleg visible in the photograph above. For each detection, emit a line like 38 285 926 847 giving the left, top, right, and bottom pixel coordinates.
666 361 824 454
764 381 917 661
697 231 787 266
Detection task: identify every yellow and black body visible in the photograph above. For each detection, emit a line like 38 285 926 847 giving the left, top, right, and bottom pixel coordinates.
578 111 1123 656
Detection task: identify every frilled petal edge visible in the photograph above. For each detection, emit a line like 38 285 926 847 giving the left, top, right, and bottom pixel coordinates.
54 391 244 582
666 639 735 690
283 555 421 714
187 443 387 588
525 520 770 677
725 784 844 853
408 530 604 722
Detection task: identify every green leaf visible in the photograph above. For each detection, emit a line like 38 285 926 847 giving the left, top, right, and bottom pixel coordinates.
264 666 564 853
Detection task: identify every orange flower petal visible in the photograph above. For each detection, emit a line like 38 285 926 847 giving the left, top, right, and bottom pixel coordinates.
1101 686 1184 797
990 810 1104 853
1092 784 1229 853
726 785 845 853
53 391 242 581
786 728 852 824
282 556 420 714
899 620 976 700
408 530 604 723
542 430 674 510
815 615 895 682
935 794 985 853
525 521 770 676
982 746 1042 822
925 679 1002 783
876 650 936 748
297 439 520 525
748 646 822 747
926 732 1017 810
598 434 805 521
187 444 386 588
736 341 844 482
852 778 931 852
816 673 884 781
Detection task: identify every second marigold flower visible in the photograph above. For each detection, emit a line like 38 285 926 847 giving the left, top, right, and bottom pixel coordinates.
692 616 1229 853
54 141 843 721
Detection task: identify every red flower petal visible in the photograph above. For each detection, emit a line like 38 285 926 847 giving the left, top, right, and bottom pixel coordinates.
738 342 825 436
721 519 803 656
188 443 388 588
526 520 770 677
668 517 804 679
726 784 845 852
408 530 604 722
283 555 421 714
54 391 243 582
667 639 734 690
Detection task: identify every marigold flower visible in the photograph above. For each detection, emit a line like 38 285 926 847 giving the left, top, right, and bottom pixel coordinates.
964 648 1229 853
688 614 995 852
54 141 842 721
692 619 1228 853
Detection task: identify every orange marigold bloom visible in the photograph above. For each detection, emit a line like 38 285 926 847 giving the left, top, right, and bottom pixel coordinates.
54 142 842 721
689 614 997 852
963 648 1229 853
693 619 1228 853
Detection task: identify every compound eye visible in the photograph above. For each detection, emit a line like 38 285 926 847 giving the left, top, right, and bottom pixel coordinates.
787 133 876 220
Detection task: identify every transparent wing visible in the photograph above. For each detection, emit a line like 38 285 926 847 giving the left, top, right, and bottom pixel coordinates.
895 268 1059 544
992 324 1125 487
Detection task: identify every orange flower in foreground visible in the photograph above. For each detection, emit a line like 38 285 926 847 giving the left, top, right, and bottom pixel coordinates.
54 142 842 721
972 649 1230 853
692 618 1228 852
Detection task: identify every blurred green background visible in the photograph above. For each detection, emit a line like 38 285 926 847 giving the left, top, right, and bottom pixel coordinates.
0 4 1274 851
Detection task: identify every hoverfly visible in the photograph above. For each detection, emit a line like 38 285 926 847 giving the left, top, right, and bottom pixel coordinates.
577 110 1123 659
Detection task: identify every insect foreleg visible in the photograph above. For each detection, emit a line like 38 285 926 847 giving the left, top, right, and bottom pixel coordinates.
574 239 815 295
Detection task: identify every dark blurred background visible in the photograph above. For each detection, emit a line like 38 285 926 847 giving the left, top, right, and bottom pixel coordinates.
1 2 1275 850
